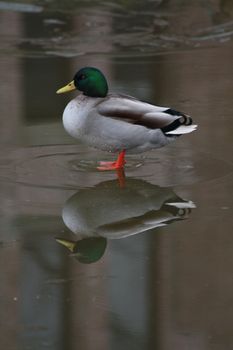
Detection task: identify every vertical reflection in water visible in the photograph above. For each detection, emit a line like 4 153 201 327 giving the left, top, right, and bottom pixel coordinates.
147 52 183 349
19 221 68 350
68 260 109 350
149 231 177 350
0 11 23 145
148 231 161 350
0 227 20 350
109 235 149 350
22 56 70 125
0 9 23 350
143 54 165 350
66 9 113 350
150 55 183 186
21 12 73 125
17 12 75 350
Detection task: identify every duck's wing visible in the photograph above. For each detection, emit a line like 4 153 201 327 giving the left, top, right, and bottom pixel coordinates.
97 94 196 134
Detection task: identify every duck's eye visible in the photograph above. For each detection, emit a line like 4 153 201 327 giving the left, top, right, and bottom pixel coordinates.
79 74 86 80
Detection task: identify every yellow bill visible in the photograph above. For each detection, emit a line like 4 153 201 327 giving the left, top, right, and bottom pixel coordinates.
56 80 76 94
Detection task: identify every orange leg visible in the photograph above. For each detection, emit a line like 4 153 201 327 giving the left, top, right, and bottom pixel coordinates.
97 150 126 171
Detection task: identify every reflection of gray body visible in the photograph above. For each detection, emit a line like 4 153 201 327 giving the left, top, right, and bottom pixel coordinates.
62 178 195 239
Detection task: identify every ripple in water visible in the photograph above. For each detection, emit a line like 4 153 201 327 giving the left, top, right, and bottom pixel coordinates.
0 144 232 190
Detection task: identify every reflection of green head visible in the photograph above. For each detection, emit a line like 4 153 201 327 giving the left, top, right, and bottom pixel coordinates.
56 237 107 264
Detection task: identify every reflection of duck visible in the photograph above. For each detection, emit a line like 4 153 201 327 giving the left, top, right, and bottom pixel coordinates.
56 178 195 263
57 67 197 170
56 237 107 264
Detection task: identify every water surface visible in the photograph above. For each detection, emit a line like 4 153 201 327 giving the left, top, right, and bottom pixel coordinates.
0 1 233 349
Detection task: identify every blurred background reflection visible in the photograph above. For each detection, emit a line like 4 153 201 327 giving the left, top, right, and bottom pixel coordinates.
0 1 233 349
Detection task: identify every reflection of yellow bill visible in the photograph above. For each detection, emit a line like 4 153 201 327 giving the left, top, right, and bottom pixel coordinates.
56 80 75 94
55 238 75 252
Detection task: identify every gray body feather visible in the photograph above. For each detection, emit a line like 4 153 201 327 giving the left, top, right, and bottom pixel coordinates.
63 93 197 153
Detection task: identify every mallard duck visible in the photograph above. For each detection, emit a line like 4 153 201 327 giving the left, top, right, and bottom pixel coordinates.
57 67 197 170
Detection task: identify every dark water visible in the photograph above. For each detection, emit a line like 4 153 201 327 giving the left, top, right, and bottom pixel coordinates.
0 1 233 349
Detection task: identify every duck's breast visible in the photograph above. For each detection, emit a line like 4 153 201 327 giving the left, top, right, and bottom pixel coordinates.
62 98 86 138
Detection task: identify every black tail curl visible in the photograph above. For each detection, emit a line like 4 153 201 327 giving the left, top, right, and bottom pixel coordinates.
161 109 193 134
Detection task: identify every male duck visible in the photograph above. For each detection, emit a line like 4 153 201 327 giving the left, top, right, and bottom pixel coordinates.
57 67 197 170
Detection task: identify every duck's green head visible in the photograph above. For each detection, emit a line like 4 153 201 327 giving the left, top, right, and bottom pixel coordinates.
56 67 108 97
